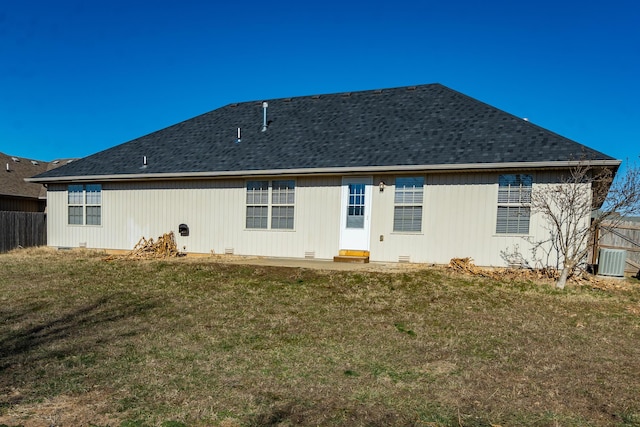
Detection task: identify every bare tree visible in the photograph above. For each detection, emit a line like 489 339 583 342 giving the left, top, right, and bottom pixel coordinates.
530 160 640 289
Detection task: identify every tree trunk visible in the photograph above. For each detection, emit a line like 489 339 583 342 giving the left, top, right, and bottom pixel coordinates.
556 265 572 289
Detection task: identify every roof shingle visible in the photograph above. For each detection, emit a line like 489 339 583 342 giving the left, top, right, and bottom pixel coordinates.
0 153 49 198
32 84 616 180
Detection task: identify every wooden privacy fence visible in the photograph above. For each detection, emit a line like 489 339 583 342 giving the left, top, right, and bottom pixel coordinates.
0 211 47 253
597 219 640 273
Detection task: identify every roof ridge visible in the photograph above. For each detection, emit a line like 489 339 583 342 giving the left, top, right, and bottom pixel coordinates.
223 83 445 107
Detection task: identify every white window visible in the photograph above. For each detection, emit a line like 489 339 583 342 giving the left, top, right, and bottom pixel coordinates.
246 180 295 230
68 184 102 226
271 180 295 229
496 174 531 234
246 181 269 229
393 176 424 232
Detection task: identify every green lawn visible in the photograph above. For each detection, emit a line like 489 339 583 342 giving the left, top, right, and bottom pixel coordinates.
1 248 639 427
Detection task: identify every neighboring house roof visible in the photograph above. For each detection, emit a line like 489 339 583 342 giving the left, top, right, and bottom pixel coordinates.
0 153 49 199
1 153 76 200
29 83 619 183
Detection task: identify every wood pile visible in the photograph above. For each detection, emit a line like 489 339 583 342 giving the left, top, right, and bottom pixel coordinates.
576 274 634 291
448 257 558 282
448 257 485 276
447 257 640 291
126 232 180 259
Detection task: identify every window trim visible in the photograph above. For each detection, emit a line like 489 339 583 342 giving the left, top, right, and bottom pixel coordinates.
393 176 424 233
495 174 532 235
245 179 295 230
67 184 102 226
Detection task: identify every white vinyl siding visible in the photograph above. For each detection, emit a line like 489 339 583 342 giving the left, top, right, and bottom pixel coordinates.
246 180 295 230
393 176 424 232
46 171 580 269
496 174 531 234
68 184 101 226
48 177 341 259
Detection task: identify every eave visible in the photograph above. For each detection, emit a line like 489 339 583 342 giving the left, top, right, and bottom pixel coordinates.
25 159 622 184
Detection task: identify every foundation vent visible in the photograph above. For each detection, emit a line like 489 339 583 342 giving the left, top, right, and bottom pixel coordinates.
304 251 316 259
398 255 411 263
224 248 234 255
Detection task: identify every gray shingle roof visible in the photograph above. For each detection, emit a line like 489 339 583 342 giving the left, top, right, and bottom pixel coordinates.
31 83 616 181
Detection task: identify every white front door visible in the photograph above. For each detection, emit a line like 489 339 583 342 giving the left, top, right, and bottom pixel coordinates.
339 177 372 251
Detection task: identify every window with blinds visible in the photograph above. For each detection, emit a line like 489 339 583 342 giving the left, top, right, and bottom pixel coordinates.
246 181 269 229
246 180 295 230
393 176 424 232
68 184 102 226
271 180 295 229
496 174 532 234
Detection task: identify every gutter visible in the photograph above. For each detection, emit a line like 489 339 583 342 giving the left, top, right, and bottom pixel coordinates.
25 159 622 184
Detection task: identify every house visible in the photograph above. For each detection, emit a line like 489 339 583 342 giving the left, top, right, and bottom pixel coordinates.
0 153 75 212
27 84 620 266
1 153 51 212
1 153 77 253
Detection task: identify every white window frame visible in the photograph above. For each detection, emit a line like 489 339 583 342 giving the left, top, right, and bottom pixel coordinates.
496 174 532 234
246 180 269 229
67 184 102 226
246 180 295 230
393 176 424 233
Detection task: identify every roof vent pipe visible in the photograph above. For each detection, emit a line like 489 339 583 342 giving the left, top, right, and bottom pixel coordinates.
6 163 9 172
236 127 241 143
261 101 268 132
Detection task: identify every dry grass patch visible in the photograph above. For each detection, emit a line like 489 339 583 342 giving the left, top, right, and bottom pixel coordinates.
1 248 640 426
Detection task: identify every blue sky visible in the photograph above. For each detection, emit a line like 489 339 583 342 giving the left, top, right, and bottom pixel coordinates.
1 0 639 166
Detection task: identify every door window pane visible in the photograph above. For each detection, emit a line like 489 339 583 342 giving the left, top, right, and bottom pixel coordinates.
346 183 365 229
